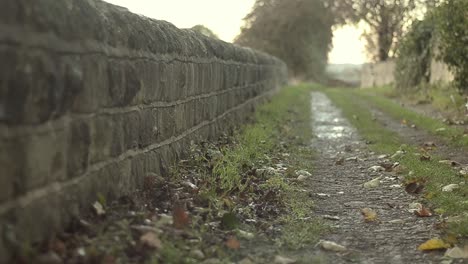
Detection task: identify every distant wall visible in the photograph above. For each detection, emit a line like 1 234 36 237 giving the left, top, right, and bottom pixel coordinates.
0 0 287 260
361 58 454 88
360 61 396 88
430 59 454 84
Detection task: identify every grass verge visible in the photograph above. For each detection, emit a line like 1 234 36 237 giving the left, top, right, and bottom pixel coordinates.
23 84 327 264
324 88 468 239
356 90 468 150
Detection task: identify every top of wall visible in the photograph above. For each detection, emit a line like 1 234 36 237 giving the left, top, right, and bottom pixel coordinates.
0 0 284 66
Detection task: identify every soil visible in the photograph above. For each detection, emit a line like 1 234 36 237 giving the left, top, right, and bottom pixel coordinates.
307 92 458 263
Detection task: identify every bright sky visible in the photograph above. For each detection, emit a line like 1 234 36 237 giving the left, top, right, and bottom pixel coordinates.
103 0 367 64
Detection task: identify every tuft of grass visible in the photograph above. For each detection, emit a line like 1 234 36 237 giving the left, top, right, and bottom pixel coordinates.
324 88 468 238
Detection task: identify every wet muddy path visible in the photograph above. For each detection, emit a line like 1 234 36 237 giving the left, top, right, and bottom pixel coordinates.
308 92 444 263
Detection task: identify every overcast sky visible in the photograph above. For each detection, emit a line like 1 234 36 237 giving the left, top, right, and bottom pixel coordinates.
103 0 366 64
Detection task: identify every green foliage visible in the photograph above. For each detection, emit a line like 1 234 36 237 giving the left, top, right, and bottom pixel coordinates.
434 0 468 92
235 0 334 80
395 16 435 91
190 24 218 39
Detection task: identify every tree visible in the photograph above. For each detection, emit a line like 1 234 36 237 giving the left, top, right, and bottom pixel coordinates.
329 0 441 61
235 0 334 79
190 25 218 39
434 0 468 92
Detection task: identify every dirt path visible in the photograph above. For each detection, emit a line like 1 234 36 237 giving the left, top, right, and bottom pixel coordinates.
368 106 468 165
308 92 444 263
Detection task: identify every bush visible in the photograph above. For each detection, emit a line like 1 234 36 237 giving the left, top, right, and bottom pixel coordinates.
395 16 435 91
434 0 468 92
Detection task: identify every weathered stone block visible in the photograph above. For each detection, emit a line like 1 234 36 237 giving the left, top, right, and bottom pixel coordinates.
67 119 91 177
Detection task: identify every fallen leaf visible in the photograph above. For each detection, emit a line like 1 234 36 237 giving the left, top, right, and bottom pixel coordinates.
317 240 347 252
140 232 162 250
435 127 447 132
439 160 461 167
423 141 436 148
92 201 105 216
379 162 395 172
335 157 345 165
401 119 408 125
172 203 189 229
418 238 451 251
48 238 66 257
420 154 431 161
274 255 296 264
415 205 432 217
363 177 381 188
225 236 240 249
361 208 377 222
391 150 405 159
445 245 468 259
442 184 459 192
405 181 425 194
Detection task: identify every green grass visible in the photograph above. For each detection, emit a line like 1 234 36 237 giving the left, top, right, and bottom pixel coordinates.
324 88 468 238
365 84 467 118
355 91 468 149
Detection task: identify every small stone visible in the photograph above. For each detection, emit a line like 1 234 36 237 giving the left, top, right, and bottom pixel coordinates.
368 165 385 172
388 219 404 224
318 240 347 252
442 184 459 192
323 215 340 220
297 175 308 182
295 170 311 177
237 230 254 240
190 249 205 260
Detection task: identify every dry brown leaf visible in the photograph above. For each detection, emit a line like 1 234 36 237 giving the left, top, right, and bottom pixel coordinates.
418 238 451 251
420 154 431 161
423 141 436 148
415 205 432 217
405 181 424 194
225 236 240 249
140 232 162 250
335 157 345 165
172 203 190 229
48 238 66 257
361 208 377 222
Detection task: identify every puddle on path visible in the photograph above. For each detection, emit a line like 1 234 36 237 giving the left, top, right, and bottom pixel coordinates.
310 91 359 154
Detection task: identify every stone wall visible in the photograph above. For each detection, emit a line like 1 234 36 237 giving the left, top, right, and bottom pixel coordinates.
430 59 454 84
361 58 453 88
360 61 396 88
0 0 287 259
